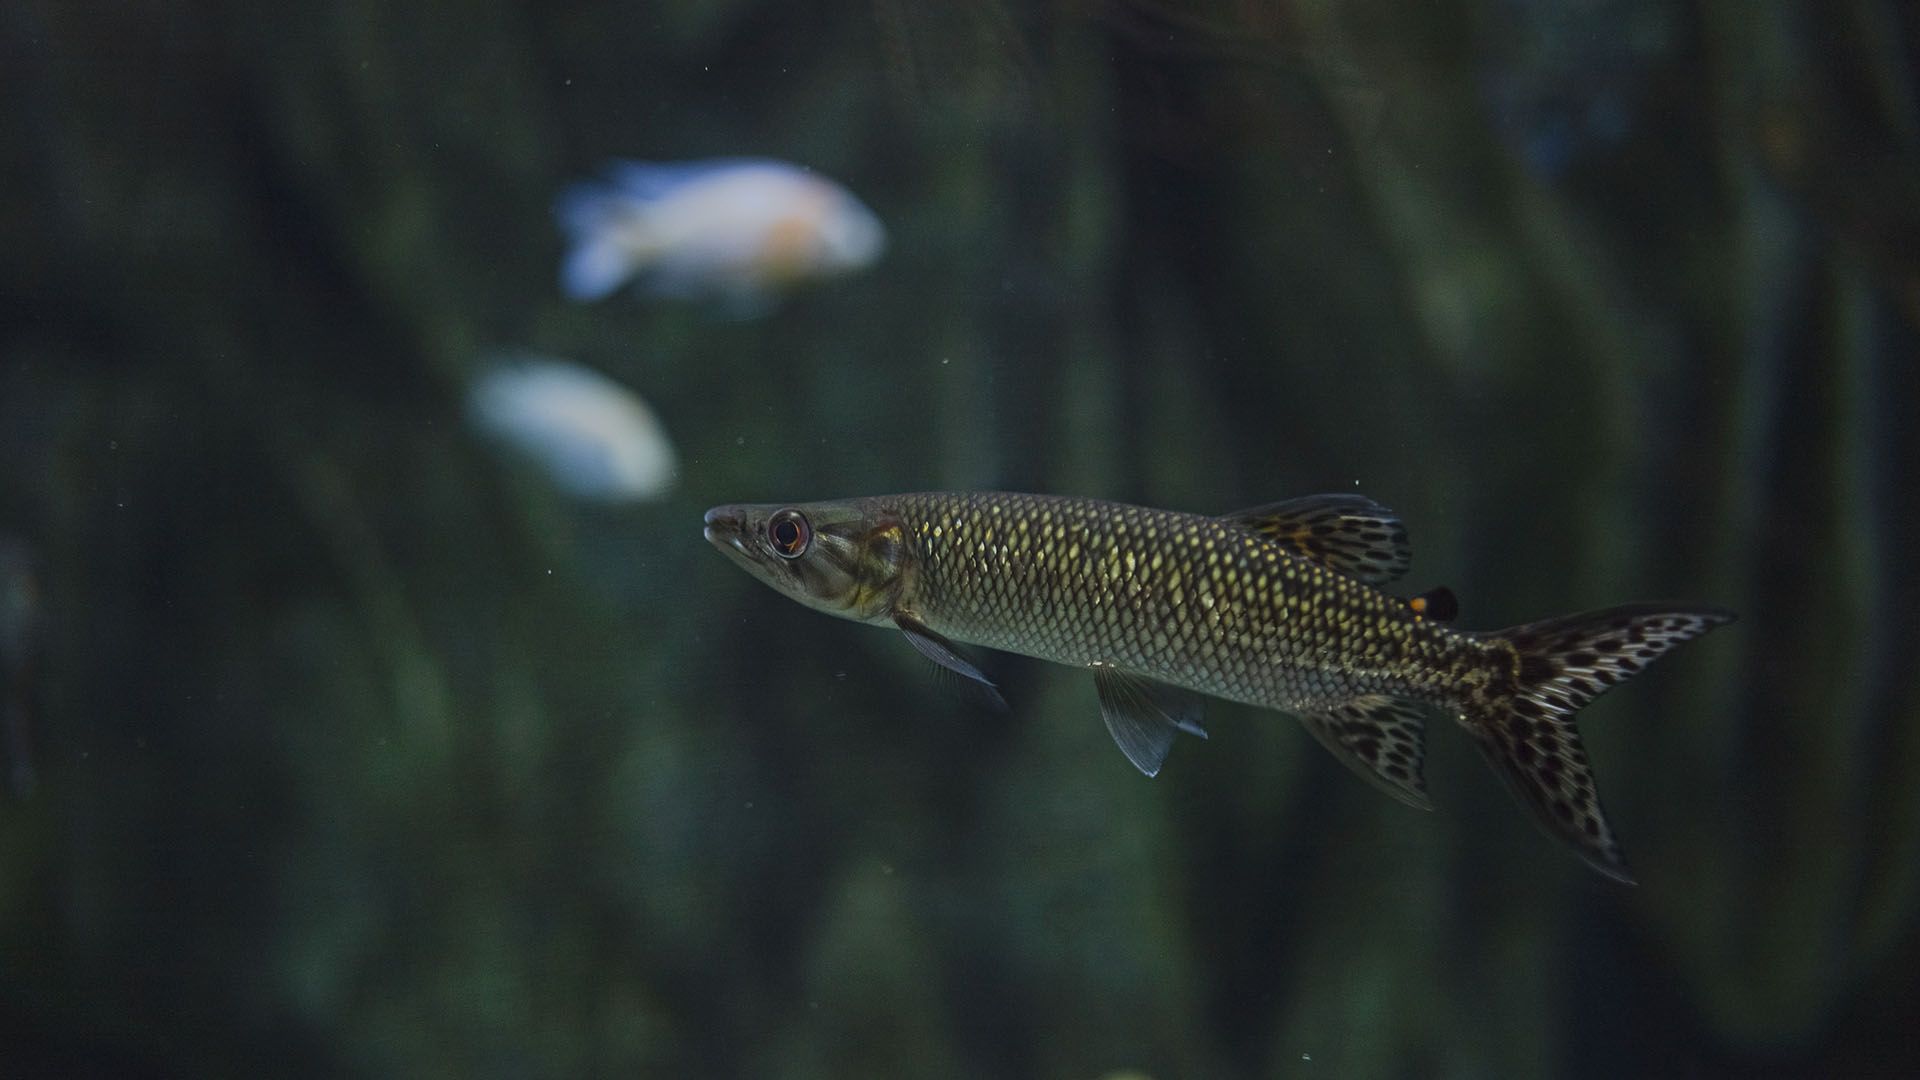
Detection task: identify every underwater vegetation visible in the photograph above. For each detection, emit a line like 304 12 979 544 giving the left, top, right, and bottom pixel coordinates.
2 0 1918 1078
1474 0 1682 177
0 537 38 799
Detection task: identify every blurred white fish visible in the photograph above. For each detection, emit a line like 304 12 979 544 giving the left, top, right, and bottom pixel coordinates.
555 158 886 311
467 356 678 502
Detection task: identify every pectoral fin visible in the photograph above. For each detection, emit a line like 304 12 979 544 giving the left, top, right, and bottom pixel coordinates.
1222 494 1411 584
1092 665 1208 777
1298 696 1433 810
894 612 1008 712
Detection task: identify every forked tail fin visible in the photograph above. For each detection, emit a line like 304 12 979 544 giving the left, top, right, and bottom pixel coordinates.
1465 604 1735 883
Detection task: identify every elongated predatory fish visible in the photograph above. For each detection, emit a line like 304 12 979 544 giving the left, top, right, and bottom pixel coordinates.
703 492 1733 882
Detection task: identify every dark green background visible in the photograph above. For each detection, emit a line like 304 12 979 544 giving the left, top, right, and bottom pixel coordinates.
4 1 1917 1076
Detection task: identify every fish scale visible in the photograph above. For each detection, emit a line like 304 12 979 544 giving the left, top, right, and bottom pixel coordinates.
703 490 1734 882
894 492 1468 712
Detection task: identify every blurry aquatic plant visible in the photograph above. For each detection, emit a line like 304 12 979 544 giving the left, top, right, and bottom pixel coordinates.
1743 5 1920 316
467 356 678 502
554 158 885 315
1473 0 1681 177
1274 0 1920 1061
3 0 1918 1075
868 0 1048 112
0 537 36 798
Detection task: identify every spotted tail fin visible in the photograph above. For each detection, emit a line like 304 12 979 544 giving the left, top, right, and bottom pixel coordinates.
1465 605 1735 883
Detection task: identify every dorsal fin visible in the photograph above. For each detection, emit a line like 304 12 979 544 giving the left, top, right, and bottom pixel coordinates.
1221 494 1411 584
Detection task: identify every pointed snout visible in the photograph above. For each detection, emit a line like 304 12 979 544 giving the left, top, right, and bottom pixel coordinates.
703 504 743 549
704 503 784 582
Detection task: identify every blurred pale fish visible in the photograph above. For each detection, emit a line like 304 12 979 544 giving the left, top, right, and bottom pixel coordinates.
0 537 38 799
467 356 678 502
554 158 886 311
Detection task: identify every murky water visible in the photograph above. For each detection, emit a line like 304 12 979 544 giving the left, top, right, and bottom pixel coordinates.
3 2 1917 1076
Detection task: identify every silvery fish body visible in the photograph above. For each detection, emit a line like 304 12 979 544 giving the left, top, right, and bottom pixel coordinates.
703 491 1732 882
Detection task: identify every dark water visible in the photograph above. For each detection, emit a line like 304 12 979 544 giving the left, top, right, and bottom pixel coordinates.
3 2 1918 1077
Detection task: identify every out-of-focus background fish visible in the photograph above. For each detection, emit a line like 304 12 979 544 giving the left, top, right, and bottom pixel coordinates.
554 158 886 313
466 355 678 502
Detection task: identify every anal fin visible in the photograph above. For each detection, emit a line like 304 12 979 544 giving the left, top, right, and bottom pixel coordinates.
1091 665 1207 777
1298 696 1433 810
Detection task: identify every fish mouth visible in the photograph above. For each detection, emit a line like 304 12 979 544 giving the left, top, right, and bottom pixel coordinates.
702 505 755 561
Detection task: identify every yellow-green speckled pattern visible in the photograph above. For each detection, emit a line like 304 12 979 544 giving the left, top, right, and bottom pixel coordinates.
882 491 1483 712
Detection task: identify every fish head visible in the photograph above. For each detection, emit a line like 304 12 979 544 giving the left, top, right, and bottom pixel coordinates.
703 499 907 623
815 193 886 271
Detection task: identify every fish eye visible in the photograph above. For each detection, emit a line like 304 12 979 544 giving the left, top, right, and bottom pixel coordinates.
767 508 812 559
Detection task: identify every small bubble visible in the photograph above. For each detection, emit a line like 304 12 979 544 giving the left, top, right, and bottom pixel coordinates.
735 435 746 446
108 440 119 450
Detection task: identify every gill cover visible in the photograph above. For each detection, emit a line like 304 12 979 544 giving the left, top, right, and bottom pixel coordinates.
703 500 909 623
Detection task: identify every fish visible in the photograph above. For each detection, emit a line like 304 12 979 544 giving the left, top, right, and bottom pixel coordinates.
554 158 886 310
467 355 678 502
702 491 1735 883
